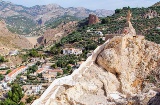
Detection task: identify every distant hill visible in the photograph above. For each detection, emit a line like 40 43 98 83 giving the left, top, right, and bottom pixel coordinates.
97 5 160 43
152 1 160 7
0 0 114 35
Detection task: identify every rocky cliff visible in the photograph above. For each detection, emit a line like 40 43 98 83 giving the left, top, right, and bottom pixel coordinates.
88 14 100 25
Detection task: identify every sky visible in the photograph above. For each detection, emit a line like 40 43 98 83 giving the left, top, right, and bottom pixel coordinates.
3 0 160 10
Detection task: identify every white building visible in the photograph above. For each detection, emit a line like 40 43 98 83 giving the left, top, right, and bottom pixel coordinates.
5 66 27 83
95 31 103 36
23 85 42 95
9 50 19 56
0 64 8 69
63 48 82 55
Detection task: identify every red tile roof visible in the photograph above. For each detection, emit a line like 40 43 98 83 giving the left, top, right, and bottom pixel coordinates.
8 66 26 77
36 68 45 73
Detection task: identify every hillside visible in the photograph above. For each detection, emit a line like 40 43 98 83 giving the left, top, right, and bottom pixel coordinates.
0 20 32 55
40 21 78 46
98 6 160 43
32 20 160 104
0 0 113 35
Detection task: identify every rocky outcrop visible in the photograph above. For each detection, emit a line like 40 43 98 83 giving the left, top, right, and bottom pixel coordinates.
39 21 78 46
88 14 100 25
123 10 136 36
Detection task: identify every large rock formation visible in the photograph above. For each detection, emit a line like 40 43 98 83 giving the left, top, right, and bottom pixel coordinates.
32 12 160 105
88 14 100 25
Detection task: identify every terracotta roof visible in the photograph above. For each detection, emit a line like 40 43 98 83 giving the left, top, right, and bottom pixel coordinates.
48 69 63 73
8 66 26 77
36 68 45 73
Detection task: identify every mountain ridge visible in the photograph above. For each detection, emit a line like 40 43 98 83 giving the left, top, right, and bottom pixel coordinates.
0 0 114 22
0 0 113 35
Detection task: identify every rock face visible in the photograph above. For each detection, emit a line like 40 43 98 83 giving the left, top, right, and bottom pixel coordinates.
39 21 78 46
88 14 100 25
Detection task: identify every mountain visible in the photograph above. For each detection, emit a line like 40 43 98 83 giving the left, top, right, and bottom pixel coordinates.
32 21 160 104
0 0 114 35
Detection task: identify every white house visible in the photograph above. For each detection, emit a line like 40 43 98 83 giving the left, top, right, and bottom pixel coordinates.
95 31 103 36
9 50 19 56
63 48 82 55
0 64 8 69
5 66 27 83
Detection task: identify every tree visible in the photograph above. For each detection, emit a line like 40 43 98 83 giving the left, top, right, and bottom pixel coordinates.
12 93 19 103
36 61 41 66
57 72 61 76
26 96 34 103
63 69 69 74
0 74 4 81
101 18 110 24
29 49 39 57
115 9 121 14
6 70 11 75
51 64 57 69
0 55 5 62
1 83 24 105
19 102 25 105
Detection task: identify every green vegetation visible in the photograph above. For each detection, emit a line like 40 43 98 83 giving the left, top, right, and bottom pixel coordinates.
6 15 36 35
29 49 39 57
0 55 8 62
0 83 24 105
0 74 4 81
147 75 157 83
45 15 81 29
26 95 34 103
27 65 38 74
6 70 11 74
100 6 160 43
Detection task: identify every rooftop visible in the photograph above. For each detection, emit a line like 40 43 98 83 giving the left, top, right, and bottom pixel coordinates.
7 66 26 77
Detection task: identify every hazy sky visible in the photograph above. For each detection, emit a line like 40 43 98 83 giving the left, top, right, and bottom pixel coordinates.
3 0 160 10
